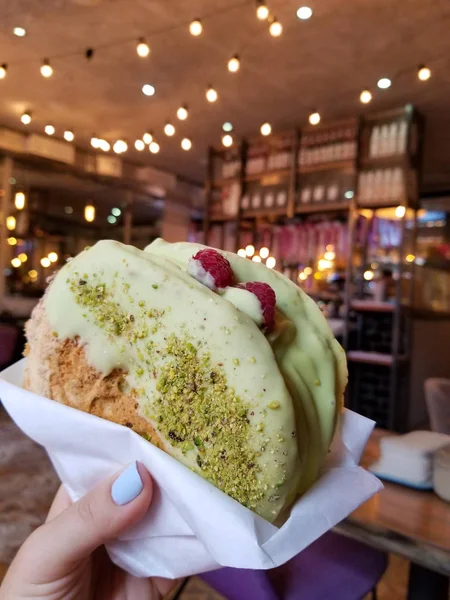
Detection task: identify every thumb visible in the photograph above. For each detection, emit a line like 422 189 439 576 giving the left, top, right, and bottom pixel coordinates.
23 461 152 577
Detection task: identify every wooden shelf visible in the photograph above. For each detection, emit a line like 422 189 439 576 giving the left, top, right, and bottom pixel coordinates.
209 214 238 223
245 168 290 182
295 201 350 214
347 351 408 367
298 160 355 174
241 207 287 219
360 155 409 169
351 300 395 313
211 177 240 188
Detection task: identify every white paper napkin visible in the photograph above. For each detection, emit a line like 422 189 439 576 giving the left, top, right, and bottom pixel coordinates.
0 359 382 578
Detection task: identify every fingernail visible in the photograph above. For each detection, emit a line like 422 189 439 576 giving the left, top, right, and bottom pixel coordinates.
111 462 143 505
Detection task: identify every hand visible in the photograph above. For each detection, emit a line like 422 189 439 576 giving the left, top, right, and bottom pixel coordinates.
0 462 174 599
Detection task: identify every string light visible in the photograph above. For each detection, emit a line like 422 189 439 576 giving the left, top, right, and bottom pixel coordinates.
143 132 153 144
113 139 128 153
7 237 17 246
6 216 16 230
260 247 269 259
228 55 240 72
136 38 150 57
40 59 53 77
222 122 233 132
112 208 121 217
418 65 431 81
237 248 247 257
99 139 110 152
260 122 271 136
206 86 218 102
181 138 192 151
252 255 262 262
296 6 313 20
256 1 269 20
360 90 372 104
84 205 95 222
142 84 155 96
64 130 74 142
48 252 58 262
189 19 202 36
45 124 55 135
135 139 145 151
149 141 160 154
395 205 406 218
266 256 276 269
177 106 188 120
11 258 21 268
13 27 27 37
164 123 175 136
14 192 26 210
245 244 255 257
222 134 233 147
309 111 321 125
269 18 283 37
377 77 391 89
40 257 51 268
21 111 31 125
0 64 7 79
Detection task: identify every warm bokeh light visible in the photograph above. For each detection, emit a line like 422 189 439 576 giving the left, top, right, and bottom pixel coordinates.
113 140 128 154
360 90 372 104
136 38 150 57
245 244 255 257
0 64 7 79
314 272 322 280
164 123 175 136
259 247 269 259
298 271 308 281
309 111 321 125
142 84 156 96
318 259 332 271
143 132 153 144
40 60 53 77
84 205 95 222
64 130 74 142
48 252 58 263
297 6 313 20
21 112 31 125
135 139 145 151
222 122 233 132
99 139 110 152
40 257 51 268
269 19 283 37
228 56 240 72
7 237 17 245
91 137 100 149
18 253 27 263
6 216 16 230
45 124 55 135
206 86 218 102
177 106 188 120
256 2 269 20
304 267 313 275
181 138 192 151
237 249 247 257
395 205 406 218
252 255 262 262
266 256 276 269
29 270 38 279
149 141 160 154
324 251 335 261
11 257 21 268
406 254 416 263
260 122 272 136
377 77 391 89
364 270 374 281
15 192 26 210
13 26 27 37
222 134 233 147
189 19 202 36
418 66 431 81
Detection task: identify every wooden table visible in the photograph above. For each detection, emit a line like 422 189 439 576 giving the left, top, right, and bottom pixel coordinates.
335 429 450 600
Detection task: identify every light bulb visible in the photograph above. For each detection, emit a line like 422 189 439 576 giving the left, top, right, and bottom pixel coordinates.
11 257 21 268
21 112 31 125
252 255 262 263
237 248 247 257
296 6 313 20
15 192 26 210
64 130 74 142
256 2 269 20
418 66 431 81
113 140 128 154
84 205 95 222
181 138 192 151
143 132 153 144
142 84 156 96
7 237 17 245
222 134 233 147
107 215 117 224
6 216 16 230
360 89 372 104
13 26 27 37
149 141 160 154
309 111 321 125
40 60 53 77
136 38 150 57
245 244 255 257
269 19 283 37
40 257 51 268
266 256 276 269
363 270 374 281
48 252 58 263
377 77 391 89
228 55 240 72
112 208 121 217
260 122 271 136
135 139 145 151
206 86 218 102
99 139 110 152
395 205 406 218
222 122 233 132
45 124 55 135
259 247 269 259
0 63 7 79
177 106 188 120
164 123 175 136
189 19 202 36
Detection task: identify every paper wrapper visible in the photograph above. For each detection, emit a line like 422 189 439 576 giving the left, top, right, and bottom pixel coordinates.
0 359 382 578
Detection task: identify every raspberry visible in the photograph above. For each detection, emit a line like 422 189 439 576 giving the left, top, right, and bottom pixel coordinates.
188 248 235 291
237 282 276 331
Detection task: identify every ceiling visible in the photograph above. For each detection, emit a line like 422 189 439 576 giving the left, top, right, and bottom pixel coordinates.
1 0 450 190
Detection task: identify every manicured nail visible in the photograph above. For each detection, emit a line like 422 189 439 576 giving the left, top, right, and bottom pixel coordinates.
111 462 143 505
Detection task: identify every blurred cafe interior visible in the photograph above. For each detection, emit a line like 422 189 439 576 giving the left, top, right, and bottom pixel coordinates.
1 1 450 599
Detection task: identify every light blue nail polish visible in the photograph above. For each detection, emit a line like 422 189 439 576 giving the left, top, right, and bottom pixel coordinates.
111 462 143 505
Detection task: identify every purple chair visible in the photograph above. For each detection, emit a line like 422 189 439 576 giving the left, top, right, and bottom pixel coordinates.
201 531 387 600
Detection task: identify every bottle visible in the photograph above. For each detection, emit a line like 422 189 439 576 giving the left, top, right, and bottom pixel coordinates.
388 122 398 156
397 121 408 154
379 124 390 156
369 126 380 157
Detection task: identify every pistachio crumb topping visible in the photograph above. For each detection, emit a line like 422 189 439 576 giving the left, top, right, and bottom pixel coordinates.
267 401 280 409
